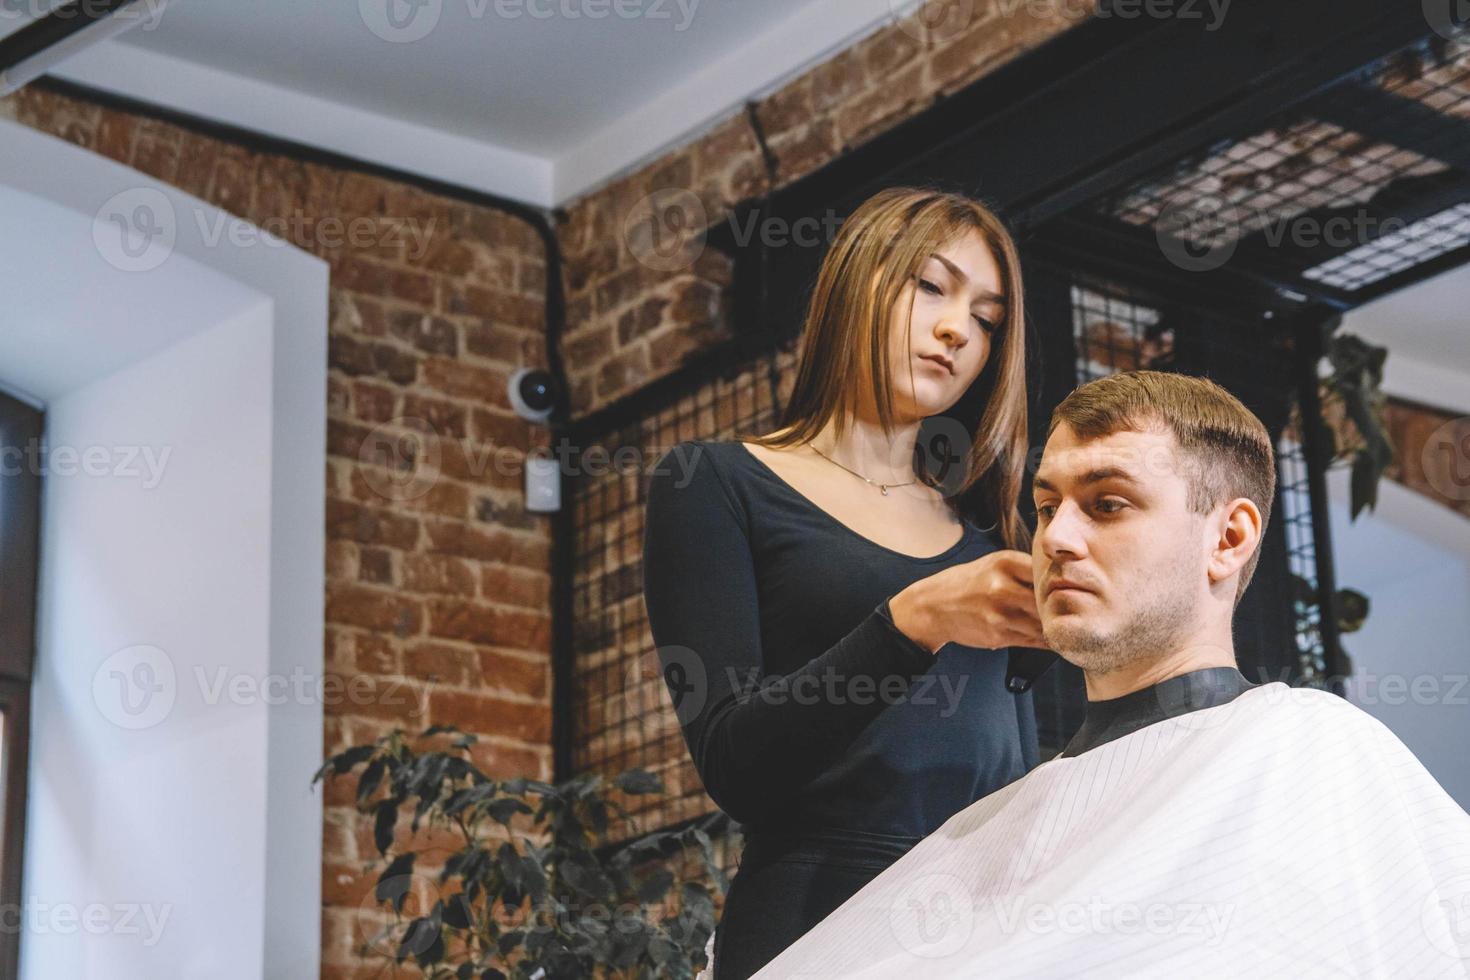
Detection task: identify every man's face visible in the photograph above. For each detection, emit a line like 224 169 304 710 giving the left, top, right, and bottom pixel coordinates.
1030 422 1210 674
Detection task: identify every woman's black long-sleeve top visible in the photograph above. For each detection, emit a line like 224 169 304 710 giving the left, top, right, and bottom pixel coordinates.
641 439 1038 841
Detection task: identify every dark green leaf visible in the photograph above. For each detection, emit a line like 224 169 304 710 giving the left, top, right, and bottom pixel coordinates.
373 798 398 856
441 891 473 930
636 868 674 904
357 758 386 803
612 769 663 795
484 797 532 826
1350 450 1379 520
313 745 374 785
375 853 416 914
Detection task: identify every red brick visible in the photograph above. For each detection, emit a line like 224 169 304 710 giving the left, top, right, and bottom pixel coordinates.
326 581 423 637
420 357 512 408
425 597 550 652
470 409 532 452
354 633 399 675
424 519 548 567
427 689 551 742
400 553 478 597
479 565 550 609
349 380 396 423
402 641 477 686
443 282 544 328
386 309 459 357
595 345 651 402
467 740 550 782
479 649 549 700
400 392 467 438
325 497 421 550
357 547 393 585
463 323 540 365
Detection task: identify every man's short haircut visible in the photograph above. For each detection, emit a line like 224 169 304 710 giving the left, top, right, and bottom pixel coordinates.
1048 370 1276 605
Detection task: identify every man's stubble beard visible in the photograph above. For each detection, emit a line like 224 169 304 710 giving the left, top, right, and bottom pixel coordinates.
1043 549 1201 675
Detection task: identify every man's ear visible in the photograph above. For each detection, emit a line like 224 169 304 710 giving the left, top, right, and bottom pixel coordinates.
1207 497 1262 588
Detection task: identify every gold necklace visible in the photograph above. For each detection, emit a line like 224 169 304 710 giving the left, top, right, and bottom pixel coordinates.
808 444 917 496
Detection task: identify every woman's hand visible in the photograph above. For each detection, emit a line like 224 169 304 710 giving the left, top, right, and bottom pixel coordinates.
888 550 1048 653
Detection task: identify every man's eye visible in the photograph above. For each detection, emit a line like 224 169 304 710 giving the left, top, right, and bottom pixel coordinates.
1096 498 1126 514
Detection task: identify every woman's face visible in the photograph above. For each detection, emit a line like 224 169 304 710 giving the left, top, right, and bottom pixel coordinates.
881 229 1005 421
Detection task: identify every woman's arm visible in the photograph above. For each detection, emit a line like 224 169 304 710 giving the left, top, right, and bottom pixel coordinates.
641 441 937 828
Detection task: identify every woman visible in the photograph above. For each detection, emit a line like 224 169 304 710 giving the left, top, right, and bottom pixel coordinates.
642 185 1046 979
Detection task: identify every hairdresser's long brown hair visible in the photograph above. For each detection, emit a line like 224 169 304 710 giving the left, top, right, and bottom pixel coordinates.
741 185 1031 552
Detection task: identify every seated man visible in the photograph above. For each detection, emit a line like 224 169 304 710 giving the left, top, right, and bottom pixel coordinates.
752 370 1470 978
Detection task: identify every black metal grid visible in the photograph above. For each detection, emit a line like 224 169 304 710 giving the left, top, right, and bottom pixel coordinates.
1276 410 1331 684
567 339 797 851
1094 31 1470 307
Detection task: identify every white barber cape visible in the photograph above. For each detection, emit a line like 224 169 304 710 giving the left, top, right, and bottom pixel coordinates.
742 683 1470 979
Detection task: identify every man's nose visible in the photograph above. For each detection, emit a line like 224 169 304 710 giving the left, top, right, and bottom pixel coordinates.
1038 500 1087 560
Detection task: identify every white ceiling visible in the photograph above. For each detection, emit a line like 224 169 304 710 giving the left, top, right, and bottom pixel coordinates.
37 0 911 208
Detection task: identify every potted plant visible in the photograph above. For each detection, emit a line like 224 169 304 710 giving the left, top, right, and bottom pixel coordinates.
314 724 729 979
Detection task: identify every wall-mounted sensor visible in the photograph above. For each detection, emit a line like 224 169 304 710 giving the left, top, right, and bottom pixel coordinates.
508 367 558 425
525 453 561 513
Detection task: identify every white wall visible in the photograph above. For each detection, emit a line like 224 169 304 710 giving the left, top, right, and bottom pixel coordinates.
1327 467 1470 811
24 307 274 976
0 118 328 978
